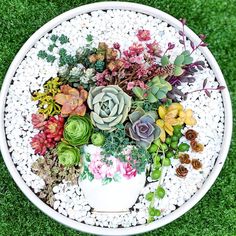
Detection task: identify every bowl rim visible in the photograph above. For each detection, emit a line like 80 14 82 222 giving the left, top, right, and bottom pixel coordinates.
0 2 232 235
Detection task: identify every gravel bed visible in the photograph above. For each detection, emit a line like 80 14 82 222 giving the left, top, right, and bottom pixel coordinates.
4 10 224 228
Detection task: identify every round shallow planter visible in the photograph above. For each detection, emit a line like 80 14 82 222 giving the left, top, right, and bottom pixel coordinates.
0 2 232 235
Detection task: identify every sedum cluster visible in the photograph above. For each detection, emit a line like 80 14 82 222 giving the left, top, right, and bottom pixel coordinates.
31 148 80 207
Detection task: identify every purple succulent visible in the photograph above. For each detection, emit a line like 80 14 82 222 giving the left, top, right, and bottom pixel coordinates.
125 108 161 149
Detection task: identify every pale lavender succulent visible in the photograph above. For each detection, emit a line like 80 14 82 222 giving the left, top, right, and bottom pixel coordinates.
125 108 161 149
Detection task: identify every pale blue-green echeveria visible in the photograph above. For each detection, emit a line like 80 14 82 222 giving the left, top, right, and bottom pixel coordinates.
87 85 131 131
63 115 93 146
125 107 161 149
57 142 80 166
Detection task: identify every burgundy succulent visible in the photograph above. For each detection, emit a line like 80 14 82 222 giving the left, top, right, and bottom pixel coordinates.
125 107 161 149
31 115 64 155
44 115 65 142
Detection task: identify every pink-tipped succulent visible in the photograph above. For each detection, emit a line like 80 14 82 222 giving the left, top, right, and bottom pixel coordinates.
54 85 88 117
44 115 65 142
30 133 56 155
31 114 47 130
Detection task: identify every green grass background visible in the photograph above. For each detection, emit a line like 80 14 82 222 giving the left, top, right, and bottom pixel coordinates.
0 0 235 235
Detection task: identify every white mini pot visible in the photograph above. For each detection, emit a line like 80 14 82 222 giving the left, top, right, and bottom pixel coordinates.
80 173 146 212
79 144 146 212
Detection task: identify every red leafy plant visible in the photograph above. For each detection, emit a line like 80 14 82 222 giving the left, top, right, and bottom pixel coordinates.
30 114 65 155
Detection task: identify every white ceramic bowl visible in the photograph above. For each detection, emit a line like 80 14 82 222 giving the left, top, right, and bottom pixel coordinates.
0 2 232 235
80 173 146 212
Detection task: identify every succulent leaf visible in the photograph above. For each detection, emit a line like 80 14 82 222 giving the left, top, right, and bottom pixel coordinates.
161 55 169 66
174 55 185 66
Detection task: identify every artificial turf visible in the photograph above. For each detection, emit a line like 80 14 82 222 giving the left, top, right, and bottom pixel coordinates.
0 0 236 235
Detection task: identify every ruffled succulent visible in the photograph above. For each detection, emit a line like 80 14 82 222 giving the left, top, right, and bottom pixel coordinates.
54 85 88 117
125 108 161 149
63 115 93 146
87 85 131 131
57 142 80 166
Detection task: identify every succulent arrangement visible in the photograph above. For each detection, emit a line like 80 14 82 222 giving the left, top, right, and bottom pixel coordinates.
31 24 225 220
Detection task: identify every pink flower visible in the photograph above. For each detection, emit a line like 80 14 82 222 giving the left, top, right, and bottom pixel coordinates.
129 43 144 55
136 65 149 78
123 163 137 179
127 80 148 91
88 155 108 179
113 42 120 50
137 29 151 41
127 82 135 90
138 81 148 89
129 55 144 64
96 70 109 86
146 40 162 57
106 157 124 178
120 58 131 69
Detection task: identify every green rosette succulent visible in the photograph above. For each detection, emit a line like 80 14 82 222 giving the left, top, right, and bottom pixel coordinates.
87 85 131 131
63 115 93 146
57 142 80 166
91 132 105 146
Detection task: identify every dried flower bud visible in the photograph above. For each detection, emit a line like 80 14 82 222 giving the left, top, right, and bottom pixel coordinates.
190 140 204 152
176 165 188 178
199 34 206 40
89 54 97 63
185 129 198 141
168 42 175 50
191 159 202 170
98 42 108 50
96 54 105 61
179 153 191 164
156 64 174 76
113 42 120 50
180 18 187 25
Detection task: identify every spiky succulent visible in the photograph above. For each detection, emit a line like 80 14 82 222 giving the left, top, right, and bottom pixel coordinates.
87 85 131 131
125 108 161 149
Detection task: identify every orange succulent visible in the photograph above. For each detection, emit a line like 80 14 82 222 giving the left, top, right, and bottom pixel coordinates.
54 85 88 117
